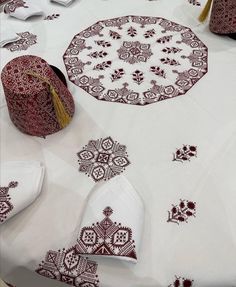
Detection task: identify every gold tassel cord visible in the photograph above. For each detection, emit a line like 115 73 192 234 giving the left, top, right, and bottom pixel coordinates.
25 71 71 129
198 0 213 22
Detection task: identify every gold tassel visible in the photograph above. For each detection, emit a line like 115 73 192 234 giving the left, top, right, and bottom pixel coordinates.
198 0 213 22
25 71 71 129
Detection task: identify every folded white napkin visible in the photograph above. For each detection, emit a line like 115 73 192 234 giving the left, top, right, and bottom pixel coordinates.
76 175 144 263
50 0 74 7
4 0 43 20
0 24 20 47
0 161 45 224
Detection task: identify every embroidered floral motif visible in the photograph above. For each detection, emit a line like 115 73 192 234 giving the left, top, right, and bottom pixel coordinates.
4 0 28 14
77 137 130 182
188 0 200 6
93 60 112 71
167 200 196 224
169 276 194 287
127 26 137 37
144 29 155 38
111 68 125 82
0 181 18 223
117 41 153 64
76 207 137 260
44 13 60 20
36 246 99 287
109 30 121 40
150 66 166 78
63 15 208 106
4 32 37 52
88 50 108 58
173 145 197 162
132 70 144 85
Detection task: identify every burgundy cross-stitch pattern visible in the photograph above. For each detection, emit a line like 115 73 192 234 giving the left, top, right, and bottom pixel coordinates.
4 32 37 52
210 0 236 34
0 181 18 223
77 137 130 182
76 207 137 260
4 0 28 14
173 145 197 162
167 200 196 224
36 246 99 287
63 16 208 106
44 13 60 21
169 276 194 287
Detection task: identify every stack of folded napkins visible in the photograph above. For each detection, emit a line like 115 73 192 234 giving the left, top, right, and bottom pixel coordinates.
50 0 74 7
0 24 19 48
0 161 45 224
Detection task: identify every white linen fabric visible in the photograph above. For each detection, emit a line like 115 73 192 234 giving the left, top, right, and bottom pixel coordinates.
0 24 20 47
76 175 144 263
0 161 45 224
0 0 236 286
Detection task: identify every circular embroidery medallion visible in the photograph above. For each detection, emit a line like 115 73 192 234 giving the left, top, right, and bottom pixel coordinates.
63 16 208 106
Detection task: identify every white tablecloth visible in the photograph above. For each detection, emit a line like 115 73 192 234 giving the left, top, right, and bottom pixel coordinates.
1 0 236 286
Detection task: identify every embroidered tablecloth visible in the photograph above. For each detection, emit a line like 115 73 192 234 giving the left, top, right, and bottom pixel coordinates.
1 0 236 286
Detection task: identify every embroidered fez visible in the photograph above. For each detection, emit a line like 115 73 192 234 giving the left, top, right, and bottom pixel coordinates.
1 55 75 137
199 0 236 35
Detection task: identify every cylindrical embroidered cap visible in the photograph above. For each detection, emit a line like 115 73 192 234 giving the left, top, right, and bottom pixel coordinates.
210 0 236 34
1 55 75 137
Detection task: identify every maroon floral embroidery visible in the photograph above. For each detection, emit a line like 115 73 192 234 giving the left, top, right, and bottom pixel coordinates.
95 40 111 47
169 276 194 287
76 207 137 260
105 83 140 105
4 32 37 52
0 181 18 223
127 26 137 37
162 47 182 54
93 61 112 71
63 16 208 106
111 68 125 82
131 15 158 28
77 137 130 182
160 57 180 66
36 246 99 287
117 41 153 64
150 66 166 78
44 13 60 20
109 30 121 40
167 200 196 224
4 0 28 14
144 29 155 38
132 70 144 85
156 35 173 44
188 0 200 6
173 145 197 162
88 50 108 58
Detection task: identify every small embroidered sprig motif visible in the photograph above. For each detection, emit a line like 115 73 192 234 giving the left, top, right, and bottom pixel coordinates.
188 0 201 6
44 14 60 21
173 145 197 162
167 199 196 224
169 276 194 287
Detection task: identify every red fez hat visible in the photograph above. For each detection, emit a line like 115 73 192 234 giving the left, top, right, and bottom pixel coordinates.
199 0 236 36
1 55 75 137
